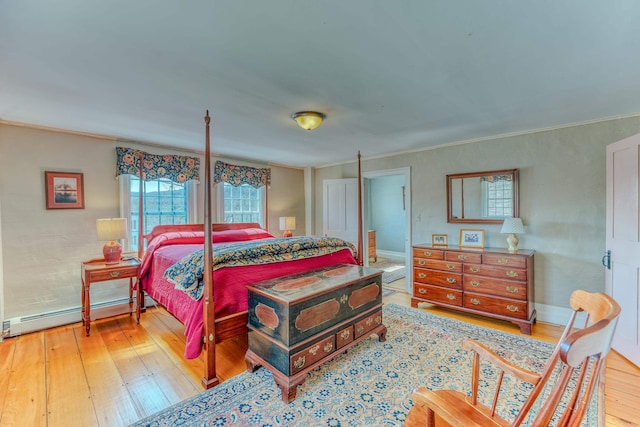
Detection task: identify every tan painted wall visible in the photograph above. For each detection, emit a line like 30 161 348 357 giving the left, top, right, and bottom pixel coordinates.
314 116 640 312
0 123 304 320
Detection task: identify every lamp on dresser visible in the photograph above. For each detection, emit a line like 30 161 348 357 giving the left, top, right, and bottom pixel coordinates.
279 216 296 238
501 217 525 252
96 218 127 264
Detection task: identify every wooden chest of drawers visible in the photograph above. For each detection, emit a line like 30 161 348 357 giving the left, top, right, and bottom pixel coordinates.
368 229 377 262
245 264 387 402
411 245 536 334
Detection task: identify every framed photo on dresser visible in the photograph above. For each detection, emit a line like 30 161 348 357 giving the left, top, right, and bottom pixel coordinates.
459 229 484 248
432 234 448 246
45 171 85 209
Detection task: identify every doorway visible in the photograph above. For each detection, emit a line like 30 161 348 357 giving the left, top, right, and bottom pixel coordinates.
363 168 411 294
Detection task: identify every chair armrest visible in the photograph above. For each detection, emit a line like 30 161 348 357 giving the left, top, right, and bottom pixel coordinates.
409 387 487 427
462 339 541 385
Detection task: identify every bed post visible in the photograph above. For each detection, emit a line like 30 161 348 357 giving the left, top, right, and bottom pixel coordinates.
357 151 364 266
137 151 145 261
202 110 219 388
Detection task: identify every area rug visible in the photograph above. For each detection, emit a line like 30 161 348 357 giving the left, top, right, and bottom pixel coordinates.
131 304 598 427
370 258 406 284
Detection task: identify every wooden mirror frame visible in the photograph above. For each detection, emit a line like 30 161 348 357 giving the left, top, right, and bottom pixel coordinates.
446 169 519 224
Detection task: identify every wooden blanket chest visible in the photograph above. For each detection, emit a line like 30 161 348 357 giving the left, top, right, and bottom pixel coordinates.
245 263 387 402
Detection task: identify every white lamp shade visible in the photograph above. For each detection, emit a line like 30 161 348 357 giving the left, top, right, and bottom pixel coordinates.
279 216 296 231
500 217 525 234
96 218 127 241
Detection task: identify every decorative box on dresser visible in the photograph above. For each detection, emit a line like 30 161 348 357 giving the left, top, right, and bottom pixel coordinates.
411 245 536 334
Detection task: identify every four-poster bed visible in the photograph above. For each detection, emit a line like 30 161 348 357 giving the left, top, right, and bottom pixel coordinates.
131 111 365 388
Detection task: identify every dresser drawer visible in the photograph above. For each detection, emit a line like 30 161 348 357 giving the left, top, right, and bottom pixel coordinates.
463 275 527 300
290 335 335 375
464 264 527 282
464 293 528 319
482 253 527 269
445 251 482 264
414 258 463 273
354 310 383 338
88 267 138 282
412 247 445 260
336 325 354 349
414 284 463 307
415 269 462 289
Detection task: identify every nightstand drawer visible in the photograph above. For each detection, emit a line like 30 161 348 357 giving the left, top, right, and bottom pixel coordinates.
89 267 138 282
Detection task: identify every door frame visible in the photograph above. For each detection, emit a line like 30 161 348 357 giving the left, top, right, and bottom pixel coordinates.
362 167 412 293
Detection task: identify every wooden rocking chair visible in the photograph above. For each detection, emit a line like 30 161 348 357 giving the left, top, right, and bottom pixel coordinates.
405 290 621 427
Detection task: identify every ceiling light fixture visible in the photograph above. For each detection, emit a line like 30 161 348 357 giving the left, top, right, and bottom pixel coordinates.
291 111 326 131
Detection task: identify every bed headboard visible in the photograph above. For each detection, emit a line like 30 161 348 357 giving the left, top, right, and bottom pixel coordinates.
143 222 264 244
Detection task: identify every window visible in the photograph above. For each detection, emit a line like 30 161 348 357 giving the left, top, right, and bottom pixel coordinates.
120 175 197 252
218 182 265 226
482 179 513 218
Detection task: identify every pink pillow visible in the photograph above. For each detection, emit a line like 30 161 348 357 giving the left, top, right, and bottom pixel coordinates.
213 228 274 243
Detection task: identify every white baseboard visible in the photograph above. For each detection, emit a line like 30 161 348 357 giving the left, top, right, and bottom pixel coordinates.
376 250 405 261
4 297 140 337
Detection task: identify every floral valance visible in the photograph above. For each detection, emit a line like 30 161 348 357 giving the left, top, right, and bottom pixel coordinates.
115 147 200 183
213 160 271 188
481 174 513 183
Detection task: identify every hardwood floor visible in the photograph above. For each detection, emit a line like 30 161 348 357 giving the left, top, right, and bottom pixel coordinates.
0 287 638 426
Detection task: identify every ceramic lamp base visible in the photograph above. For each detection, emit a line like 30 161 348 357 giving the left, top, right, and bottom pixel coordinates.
506 233 519 253
282 230 292 238
103 240 122 264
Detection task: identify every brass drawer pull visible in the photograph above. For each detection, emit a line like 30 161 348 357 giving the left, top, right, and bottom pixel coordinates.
470 266 480 273
506 271 518 278
293 356 306 369
418 273 426 279
309 345 320 355
109 271 121 278
418 260 426 265
506 286 518 293
418 288 427 294
507 305 519 312
324 342 333 353
356 325 365 334
446 264 455 270
470 281 480 287
375 315 382 324
423 251 432 257
457 254 467 260
498 258 510 265
340 330 350 340
446 294 456 300
366 318 373 326
470 298 481 305
446 278 457 284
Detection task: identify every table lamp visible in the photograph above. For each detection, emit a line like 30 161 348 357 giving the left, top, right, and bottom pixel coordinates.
500 217 525 252
279 216 296 238
97 218 127 264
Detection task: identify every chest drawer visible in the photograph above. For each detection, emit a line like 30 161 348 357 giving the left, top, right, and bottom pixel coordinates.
354 310 383 338
88 267 138 282
412 247 444 260
445 251 482 264
414 258 462 273
463 275 527 300
414 268 462 289
336 325 354 349
464 264 527 282
464 293 528 319
414 283 463 307
482 253 527 269
290 335 335 375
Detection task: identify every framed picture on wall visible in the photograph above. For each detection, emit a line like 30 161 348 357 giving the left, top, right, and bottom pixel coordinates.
45 171 85 209
432 234 448 246
459 229 484 248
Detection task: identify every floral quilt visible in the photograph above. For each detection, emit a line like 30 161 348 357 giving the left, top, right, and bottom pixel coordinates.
163 236 357 300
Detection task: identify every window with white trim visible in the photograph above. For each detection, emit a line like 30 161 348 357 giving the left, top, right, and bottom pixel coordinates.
217 182 265 226
120 175 197 252
482 179 513 218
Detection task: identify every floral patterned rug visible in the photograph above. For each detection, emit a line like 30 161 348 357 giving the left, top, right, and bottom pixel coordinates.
131 304 598 427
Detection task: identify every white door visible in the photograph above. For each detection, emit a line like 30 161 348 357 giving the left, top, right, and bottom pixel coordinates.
323 179 358 246
606 133 640 367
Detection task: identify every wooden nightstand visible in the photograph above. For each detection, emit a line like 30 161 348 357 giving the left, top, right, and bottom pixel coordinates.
81 257 140 336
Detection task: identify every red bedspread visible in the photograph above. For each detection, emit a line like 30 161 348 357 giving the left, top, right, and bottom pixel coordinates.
139 230 356 359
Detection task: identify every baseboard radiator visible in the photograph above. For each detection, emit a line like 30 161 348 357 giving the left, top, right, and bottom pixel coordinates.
3 297 143 337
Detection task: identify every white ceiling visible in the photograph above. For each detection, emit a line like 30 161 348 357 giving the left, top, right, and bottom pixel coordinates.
2 1 640 167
